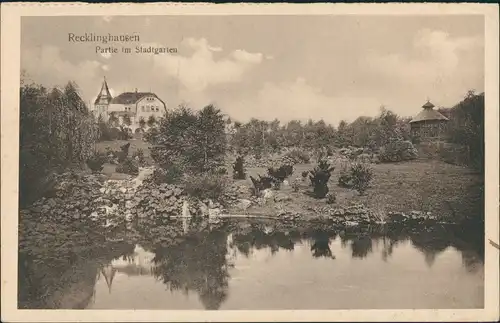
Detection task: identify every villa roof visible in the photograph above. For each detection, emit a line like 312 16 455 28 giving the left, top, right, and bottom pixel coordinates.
110 92 163 105
410 101 449 123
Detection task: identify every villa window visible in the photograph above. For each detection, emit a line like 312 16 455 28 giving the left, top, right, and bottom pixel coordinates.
141 106 145 112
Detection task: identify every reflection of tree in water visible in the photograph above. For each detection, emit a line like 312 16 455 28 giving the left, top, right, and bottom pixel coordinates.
230 223 302 257
18 238 136 309
410 230 450 268
339 229 374 259
381 227 408 262
351 235 373 258
151 229 231 310
309 230 336 259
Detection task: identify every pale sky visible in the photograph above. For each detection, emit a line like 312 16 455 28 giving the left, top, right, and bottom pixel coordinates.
21 15 484 125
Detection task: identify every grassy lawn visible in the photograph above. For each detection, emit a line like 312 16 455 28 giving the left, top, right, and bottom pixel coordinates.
94 139 483 221
96 139 152 180
229 159 483 221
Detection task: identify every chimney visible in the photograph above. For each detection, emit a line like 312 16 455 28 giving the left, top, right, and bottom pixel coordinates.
135 88 138 93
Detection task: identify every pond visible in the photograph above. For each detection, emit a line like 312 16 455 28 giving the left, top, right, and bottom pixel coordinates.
18 220 484 310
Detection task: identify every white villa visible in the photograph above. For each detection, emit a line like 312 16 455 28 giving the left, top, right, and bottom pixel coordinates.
92 77 167 132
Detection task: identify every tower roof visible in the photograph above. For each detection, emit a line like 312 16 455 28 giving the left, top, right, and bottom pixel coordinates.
422 100 435 109
94 77 113 105
410 100 449 123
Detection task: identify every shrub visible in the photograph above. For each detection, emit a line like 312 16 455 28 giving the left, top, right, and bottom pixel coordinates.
349 162 374 195
232 156 247 180
116 157 139 175
378 139 418 163
144 165 184 185
249 175 274 196
338 171 353 188
283 149 311 164
115 142 131 163
308 161 335 199
184 173 229 203
326 192 336 204
132 148 146 166
86 153 106 173
268 164 294 183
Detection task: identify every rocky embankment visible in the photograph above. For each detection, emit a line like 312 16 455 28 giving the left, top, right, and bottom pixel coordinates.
21 166 449 234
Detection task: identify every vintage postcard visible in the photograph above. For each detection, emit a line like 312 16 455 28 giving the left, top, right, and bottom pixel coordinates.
1 2 499 322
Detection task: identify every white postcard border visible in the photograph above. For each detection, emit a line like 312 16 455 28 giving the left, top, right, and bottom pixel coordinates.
1 3 499 322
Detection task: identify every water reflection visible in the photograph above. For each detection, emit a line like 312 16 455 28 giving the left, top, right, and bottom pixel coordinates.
310 230 336 259
151 229 231 310
19 220 485 310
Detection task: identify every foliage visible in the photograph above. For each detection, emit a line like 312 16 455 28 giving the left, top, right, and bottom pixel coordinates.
19 77 99 206
147 115 157 128
267 164 294 184
132 148 146 166
378 139 418 163
249 175 274 196
143 127 159 143
349 163 374 195
108 112 119 127
439 91 484 173
86 153 106 173
138 117 146 129
338 169 353 188
183 173 230 204
283 149 311 164
227 108 411 156
148 104 226 175
308 160 335 198
144 165 184 185
122 114 132 126
116 157 139 175
326 192 336 204
232 156 247 180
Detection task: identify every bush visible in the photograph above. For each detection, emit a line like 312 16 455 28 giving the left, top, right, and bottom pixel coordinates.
283 149 311 164
116 158 139 175
232 156 247 180
309 161 335 199
349 163 374 195
132 148 146 166
144 165 184 185
184 173 229 203
378 140 417 163
338 171 353 188
86 153 106 173
249 175 274 196
268 164 294 183
326 192 336 204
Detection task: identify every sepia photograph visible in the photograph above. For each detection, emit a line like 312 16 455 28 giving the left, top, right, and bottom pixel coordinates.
1 2 499 322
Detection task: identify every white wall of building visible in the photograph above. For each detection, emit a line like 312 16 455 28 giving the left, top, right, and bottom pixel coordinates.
135 96 166 122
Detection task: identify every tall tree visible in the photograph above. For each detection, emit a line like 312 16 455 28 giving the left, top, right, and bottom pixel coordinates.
147 115 157 128
108 112 119 128
122 114 132 127
138 117 146 130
